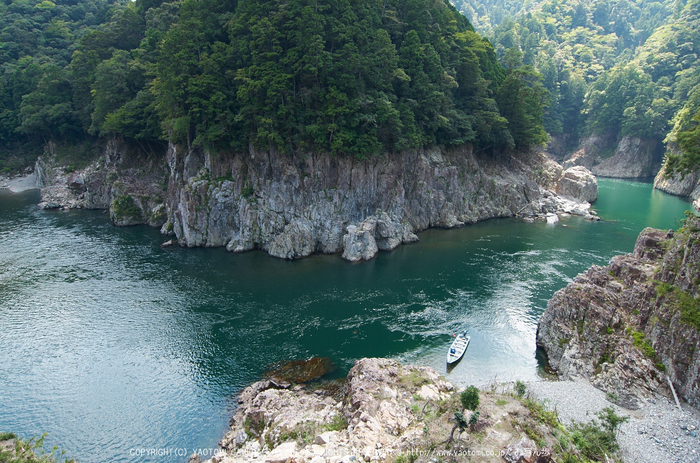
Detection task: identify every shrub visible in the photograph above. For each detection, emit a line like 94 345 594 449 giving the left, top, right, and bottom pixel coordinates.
0 433 75 463
655 281 700 330
460 386 480 411
569 407 628 461
515 380 527 397
523 398 560 429
111 195 142 222
322 414 347 432
629 329 658 360
451 411 469 439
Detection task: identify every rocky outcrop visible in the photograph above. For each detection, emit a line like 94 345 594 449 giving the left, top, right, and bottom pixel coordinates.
554 166 598 203
212 358 562 463
163 144 598 261
561 134 611 171
0 166 40 193
36 140 168 227
342 213 419 262
591 136 662 178
653 161 700 205
34 139 598 260
537 218 700 409
561 134 664 179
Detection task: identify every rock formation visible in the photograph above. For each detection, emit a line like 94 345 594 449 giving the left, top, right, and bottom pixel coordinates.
560 134 609 171
654 161 700 206
161 143 598 261
591 136 662 178
537 217 700 409
35 140 598 261
0 166 40 193
209 358 561 463
560 134 663 179
554 166 598 203
35 140 168 227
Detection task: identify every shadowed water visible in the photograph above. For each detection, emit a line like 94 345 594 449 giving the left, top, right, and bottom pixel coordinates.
0 178 691 462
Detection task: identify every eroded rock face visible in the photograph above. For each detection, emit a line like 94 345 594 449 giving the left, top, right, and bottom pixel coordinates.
164 144 594 261
591 135 661 178
654 161 700 203
555 166 598 203
36 139 598 260
219 358 456 463
561 134 608 171
214 358 574 463
36 140 168 227
537 221 700 408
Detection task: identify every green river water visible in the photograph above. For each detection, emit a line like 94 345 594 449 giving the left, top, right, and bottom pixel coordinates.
0 178 691 462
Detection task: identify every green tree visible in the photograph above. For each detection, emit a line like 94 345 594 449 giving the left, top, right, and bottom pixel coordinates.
666 109 700 175
460 386 480 411
18 65 80 139
496 64 550 150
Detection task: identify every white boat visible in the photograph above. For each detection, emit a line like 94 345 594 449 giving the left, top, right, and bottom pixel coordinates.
447 330 470 364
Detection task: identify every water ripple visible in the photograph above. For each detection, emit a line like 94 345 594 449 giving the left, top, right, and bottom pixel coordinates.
0 181 692 462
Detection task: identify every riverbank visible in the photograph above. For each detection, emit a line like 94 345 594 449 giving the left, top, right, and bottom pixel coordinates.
33 141 600 262
527 379 700 463
0 172 40 193
198 358 700 463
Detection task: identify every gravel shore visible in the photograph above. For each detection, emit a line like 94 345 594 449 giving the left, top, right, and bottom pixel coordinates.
527 379 700 463
0 172 40 193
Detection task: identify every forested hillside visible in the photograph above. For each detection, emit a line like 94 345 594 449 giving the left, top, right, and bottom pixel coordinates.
0 0 120 170
0 0 552 175
454 0 700 175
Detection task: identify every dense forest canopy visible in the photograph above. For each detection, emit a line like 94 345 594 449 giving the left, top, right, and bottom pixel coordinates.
453 0 700 173
0 0 552 174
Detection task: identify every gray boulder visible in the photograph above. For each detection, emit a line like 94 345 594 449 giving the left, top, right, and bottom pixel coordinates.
342 221 378 262
555 166 598 203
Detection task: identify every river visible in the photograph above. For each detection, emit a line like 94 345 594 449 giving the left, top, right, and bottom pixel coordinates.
0 178 691 462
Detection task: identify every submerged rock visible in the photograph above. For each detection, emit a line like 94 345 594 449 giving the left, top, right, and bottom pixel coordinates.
266 357 337 384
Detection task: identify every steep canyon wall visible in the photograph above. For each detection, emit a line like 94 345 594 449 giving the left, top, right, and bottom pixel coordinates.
35 140 597 261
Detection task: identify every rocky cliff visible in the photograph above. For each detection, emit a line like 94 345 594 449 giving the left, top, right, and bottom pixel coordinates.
35 140 598 261
654 161 700 211
35 140 169 227
561 135 663 179
537 216 700 409
591 136 662 178
161 143 598 261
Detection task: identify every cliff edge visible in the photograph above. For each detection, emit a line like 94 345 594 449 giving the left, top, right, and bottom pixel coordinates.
36 142 599 262
537 215 700 409
654 162 700 211
161 144 598 261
